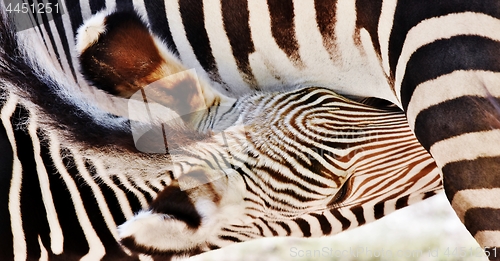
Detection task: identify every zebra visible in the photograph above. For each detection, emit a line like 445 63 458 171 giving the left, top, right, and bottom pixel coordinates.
0 7 442 260
7 0 500 258
76 1 499 257
64 1 500 258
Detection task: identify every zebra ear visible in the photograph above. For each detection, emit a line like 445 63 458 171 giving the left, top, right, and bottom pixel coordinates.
76 10 212 124
77 10 172 97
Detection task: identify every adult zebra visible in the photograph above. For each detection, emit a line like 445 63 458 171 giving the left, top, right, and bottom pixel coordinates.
67 0 500 258
0 7 442 261
5 0 500 258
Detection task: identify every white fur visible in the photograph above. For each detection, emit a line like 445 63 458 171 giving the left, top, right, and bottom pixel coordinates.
247 0 300 87
48 134 106 261
38 236 48 261
118 174 247 253
394 12 500 104
452 188 500 222
406 70 500 131
474 231 500 247
203 0 249 93
430 130 500 168
118 210 203 251
75 11 109 54
2 95 26 261
28 111 64 254
162 0 224 94
378 0 398 77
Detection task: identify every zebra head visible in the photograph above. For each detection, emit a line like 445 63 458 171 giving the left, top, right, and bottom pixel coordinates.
69 10 441 259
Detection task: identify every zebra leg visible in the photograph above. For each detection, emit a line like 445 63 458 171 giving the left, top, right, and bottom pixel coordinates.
75 10 235 130
398 11 500 258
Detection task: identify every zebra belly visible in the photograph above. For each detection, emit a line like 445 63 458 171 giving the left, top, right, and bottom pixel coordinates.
157 0 394 103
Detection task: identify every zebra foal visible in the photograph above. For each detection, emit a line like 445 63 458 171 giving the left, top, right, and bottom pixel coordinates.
0 8 441 260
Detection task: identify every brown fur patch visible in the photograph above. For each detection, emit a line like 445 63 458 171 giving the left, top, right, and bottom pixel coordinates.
79 11 180 98
79 11 208 120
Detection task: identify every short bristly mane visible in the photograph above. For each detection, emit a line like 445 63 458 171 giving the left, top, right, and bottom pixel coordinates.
0 10 209 155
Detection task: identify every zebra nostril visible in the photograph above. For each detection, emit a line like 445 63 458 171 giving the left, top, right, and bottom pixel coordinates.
150 181 202 229
328 176 352 206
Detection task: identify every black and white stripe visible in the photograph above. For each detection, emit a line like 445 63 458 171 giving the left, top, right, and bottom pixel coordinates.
0 94 152 260
103 85 442 257
6 0 500 260
1 7 444 259
117 0 499 254
196 87 442 246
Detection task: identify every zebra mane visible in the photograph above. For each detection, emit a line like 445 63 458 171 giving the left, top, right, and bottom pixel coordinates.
0 9 209 155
